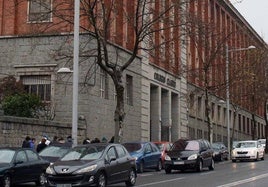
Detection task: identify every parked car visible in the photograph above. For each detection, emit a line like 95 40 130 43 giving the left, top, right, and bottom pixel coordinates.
258 139 266 149
122 141 162 173
212 142 229 161
153 141 172 168
45 143 137 187
164 139 214 173
38 144 71 163
232 140 265 162
232 141 239 149
0 147 50 187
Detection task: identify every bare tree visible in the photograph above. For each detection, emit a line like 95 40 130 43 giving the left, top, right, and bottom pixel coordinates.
23 0 193 143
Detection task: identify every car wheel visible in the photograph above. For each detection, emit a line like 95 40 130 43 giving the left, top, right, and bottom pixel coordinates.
232 159 236 162
156 160 162 171
220 154 223 161
196 159 203 172
35 171 46 186
261 154 265 160
125 168 136 186
209 158 215 170
255 153 259 161
96 172 106 187
165 167 172 174
138 161 144 173
3 175 11 187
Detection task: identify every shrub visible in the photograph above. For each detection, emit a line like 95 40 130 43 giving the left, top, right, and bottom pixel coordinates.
2 93 43 118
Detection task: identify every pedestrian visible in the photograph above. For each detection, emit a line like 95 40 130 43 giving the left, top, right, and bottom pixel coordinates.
101 137 107 143
29 138 36 149
36 138 47 153
50 136 59 145
22 136 31 148
83 138 91 144
65 136 73 147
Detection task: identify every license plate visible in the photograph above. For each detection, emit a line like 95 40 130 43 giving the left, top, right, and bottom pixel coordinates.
56 184 72 187
173 161 184 165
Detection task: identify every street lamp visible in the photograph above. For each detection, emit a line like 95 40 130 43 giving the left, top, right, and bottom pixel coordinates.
225 44 256 158
58 0 80 147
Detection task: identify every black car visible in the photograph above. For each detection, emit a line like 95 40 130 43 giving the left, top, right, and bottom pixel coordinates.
212 142 229 161
164 139 214 173
39 144 71 163
0 147 50 187
45 143 137 187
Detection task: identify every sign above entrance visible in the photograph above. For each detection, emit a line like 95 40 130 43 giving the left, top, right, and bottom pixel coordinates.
154 72 176 88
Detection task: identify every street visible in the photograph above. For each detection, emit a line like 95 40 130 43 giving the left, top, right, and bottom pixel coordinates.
17 157 268 187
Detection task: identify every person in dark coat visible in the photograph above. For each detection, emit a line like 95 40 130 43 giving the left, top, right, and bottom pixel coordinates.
36 138 47 153
22 136 31 148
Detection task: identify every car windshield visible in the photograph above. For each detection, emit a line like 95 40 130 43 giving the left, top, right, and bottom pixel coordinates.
0 150 15 163
60 145 105 161
123 143 142 152
171 140 199 151
39 146 69 157
236 142 256 148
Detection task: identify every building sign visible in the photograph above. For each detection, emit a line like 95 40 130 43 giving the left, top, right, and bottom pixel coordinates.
154 72 176 88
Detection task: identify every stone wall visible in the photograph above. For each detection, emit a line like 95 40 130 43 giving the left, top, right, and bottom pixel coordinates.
0 116 86 147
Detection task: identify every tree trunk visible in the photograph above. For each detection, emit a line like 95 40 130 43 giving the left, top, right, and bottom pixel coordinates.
251 113 257 140
205 89 212 143
264 101 268 153
112 71 125 143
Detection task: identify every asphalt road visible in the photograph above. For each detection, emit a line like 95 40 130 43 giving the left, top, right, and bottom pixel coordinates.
16 157 268 187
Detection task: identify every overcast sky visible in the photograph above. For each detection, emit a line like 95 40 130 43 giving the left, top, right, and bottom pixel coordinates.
231 0 268 43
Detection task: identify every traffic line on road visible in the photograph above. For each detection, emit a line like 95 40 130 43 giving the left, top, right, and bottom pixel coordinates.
136 177 185 187
217 173 268 187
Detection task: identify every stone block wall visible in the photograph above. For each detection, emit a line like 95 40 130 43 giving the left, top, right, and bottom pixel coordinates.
0 116 86 147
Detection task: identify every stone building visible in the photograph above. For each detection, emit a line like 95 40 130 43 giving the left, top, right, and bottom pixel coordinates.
0 0 267 146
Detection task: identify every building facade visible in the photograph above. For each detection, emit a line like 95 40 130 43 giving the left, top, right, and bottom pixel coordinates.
0 0 267 144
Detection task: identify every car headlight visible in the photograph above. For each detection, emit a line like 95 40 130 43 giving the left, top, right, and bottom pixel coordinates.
74 164 97 174
165 155 171 161
188 154 198 160
232 150 237 156
46 166 56 175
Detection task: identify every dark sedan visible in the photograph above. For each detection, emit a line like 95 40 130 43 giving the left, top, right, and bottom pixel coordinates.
212 142 229 161
0 147 50 187
164 139 214 173
45 143 137 187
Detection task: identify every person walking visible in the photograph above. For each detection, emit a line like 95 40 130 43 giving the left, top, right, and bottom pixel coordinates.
22 136 31 148
36 138 47 153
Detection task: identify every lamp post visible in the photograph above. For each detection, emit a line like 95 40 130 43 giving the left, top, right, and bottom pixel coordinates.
225 44 255 159
71 0 80 147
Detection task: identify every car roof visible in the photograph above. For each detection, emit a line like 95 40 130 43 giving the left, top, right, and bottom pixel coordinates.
0 147 32 150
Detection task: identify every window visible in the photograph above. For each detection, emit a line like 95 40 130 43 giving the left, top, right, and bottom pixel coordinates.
28 0 52 22
100 69 109 99
26 150 39 161
16 151 27 163
21 75 51 102
115 146 127 158
126 75 133 105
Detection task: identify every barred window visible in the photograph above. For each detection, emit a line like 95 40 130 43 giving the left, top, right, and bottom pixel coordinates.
21 75 51 102
28 0 52 22
100 69 109 99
